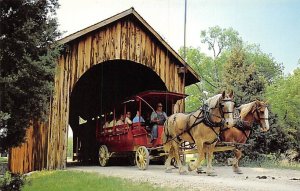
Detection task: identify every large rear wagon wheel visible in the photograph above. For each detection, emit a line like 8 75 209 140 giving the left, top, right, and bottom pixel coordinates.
99 145 109 167
135 146 149 170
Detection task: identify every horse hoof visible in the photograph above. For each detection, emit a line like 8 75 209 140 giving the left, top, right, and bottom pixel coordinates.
227 158 234 165
196 168 206 174
165 169 172 173
179 170 188 175
187 164 193 172
234 169 243 174
207 172 217 176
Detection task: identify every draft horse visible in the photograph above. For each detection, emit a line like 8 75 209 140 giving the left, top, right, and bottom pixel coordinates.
162 91 235 175
220 100 269 174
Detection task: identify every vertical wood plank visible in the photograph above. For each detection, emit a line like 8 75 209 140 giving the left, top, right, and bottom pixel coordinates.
115 22 121 59
98 30 104 64
135 25 141 63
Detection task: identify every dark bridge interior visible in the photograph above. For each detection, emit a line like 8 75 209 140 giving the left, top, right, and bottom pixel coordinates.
69 60 167 162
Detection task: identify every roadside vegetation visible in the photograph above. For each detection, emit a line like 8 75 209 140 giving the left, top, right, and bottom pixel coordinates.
186 152 300 171
0 157 8 163
67 137 73 160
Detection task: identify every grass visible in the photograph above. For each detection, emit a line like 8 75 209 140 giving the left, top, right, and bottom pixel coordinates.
241 157 300 170
185 154 300 170
0 157 8 163
22 170 178 191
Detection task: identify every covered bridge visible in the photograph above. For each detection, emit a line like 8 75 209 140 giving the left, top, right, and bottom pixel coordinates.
9 8 200 173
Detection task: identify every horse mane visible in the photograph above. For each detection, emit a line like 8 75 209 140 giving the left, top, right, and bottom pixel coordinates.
205 94 222 109
238 101 256 118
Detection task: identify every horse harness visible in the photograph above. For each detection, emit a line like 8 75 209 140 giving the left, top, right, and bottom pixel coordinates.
221 103 269 141
164 99 234 146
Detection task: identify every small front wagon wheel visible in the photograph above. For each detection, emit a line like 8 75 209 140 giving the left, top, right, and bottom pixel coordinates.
135 146 149 170
99 145 109 167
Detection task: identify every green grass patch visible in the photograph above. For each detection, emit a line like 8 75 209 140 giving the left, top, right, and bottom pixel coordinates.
186 153 300 170
23 170 177 191
0 157 8 163
241 156 300 170
234 152 300 170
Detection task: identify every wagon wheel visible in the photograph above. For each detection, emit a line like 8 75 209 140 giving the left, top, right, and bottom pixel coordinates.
98 145 109 167
135 146 149 170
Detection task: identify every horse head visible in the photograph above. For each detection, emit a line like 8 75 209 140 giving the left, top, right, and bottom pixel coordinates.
253 100 269 132
205 90 235 128
239 100 269 132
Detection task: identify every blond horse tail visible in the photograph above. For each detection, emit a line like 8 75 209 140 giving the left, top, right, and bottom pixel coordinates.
162 118 171 152
162 119 169 144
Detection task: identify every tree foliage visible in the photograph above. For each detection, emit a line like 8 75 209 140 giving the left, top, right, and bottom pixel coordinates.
220 46 292 158
178 47 210 111
222 46 267 105
200 26 242 58
265 68 300 152
182 25 297 157
0 0 61 150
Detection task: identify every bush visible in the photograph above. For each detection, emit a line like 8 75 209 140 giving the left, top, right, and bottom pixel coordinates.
0 171 25 191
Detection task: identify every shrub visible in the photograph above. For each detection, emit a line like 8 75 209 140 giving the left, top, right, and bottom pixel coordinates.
0 171 25 191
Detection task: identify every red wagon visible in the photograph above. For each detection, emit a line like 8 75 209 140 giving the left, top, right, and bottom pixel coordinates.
96 91 187 170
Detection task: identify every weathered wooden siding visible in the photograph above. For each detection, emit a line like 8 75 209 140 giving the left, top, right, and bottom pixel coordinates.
9 17 187 173
9 121 48 174
46 19 186 170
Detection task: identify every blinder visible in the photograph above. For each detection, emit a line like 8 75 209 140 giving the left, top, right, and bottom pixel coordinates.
255 106 269 120
219 99 235 116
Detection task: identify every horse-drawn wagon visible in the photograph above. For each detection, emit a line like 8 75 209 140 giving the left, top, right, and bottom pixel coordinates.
95 91 187 170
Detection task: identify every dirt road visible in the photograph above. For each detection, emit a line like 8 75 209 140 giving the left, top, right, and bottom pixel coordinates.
69 165 300 191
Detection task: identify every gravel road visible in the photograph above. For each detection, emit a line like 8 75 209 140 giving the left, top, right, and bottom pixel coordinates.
68 165 300 191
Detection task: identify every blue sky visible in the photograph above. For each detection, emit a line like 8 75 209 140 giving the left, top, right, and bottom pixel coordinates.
57 0 300 74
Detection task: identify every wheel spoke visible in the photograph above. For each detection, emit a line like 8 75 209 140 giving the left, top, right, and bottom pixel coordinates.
99 145 109 167
135 146 149 170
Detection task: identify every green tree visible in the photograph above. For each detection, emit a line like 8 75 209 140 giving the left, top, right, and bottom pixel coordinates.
244 44 283 84
0 0 61 151
179 47 218 111
220 46 293 159
181 26 242 111
181 25 293 159
201 26 242 83
265 68 300 152
222 46 267 105
200 26 242 58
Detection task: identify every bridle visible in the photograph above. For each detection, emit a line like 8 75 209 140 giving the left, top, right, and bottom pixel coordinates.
208 98 235 124
223 103 268 140
219 98 235 116
254 103 269 121
200 98 234 145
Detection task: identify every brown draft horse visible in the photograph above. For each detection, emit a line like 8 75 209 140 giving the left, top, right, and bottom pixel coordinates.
220 100 269 174
162 91 235 175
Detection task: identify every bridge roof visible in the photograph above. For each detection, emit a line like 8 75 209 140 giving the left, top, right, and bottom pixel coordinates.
58 7 200 85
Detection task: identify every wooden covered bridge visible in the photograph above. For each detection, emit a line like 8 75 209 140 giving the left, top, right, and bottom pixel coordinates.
9 8 200 173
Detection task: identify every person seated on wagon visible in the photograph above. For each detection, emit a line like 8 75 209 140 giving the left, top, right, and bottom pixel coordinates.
102 121 109 128
108 118 116 127
132 111 145 123
116 114 125 126
125 111 133 125
150 103 167 142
